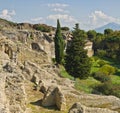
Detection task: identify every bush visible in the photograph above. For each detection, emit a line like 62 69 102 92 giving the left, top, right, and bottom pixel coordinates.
99 64 116 75
92 81 112 95
33 24 51 32
111 84 120 98
96 49 107 58
97 60 107 67
92 81 120 97
92 72 111 82
93 56 99 62
61 27 69 31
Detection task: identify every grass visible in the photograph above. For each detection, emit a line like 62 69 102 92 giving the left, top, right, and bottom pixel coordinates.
60 66 101 93
111 75 120 84
75 77 100 93
60 56 120 95
60 65 100 93
60 66 74 80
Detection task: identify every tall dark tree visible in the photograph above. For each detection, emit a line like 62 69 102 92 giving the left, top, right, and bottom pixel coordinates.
87 30 96 41
65 24 91 79
54 19 65 64
104 29 113 36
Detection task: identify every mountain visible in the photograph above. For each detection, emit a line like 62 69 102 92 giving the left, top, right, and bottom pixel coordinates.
95 22 120 33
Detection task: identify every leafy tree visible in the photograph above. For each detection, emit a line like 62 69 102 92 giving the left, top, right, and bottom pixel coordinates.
93 33 104 54
104 29 113 36
54 19 65 64
87 30 96 41
33 24 51 32
99 64 116 75
92 72 111 82
61 26 70 31
65 24 91 79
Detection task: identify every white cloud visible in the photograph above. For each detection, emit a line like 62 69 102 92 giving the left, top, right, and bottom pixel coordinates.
78 10 120 30
0 9 16 20
51 8 69 13
31 17 45 23
48 3 69 8
89 10 120 27
47 14 77 23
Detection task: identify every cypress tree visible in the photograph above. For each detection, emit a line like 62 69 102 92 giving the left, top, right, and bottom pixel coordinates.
54 19 64 64
65 24 91 79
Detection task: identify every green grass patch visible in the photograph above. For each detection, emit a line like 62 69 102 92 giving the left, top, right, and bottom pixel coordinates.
60 56 120 96
60 66 74 80
91 56 120 76
75 77 100 93
111 75 120 84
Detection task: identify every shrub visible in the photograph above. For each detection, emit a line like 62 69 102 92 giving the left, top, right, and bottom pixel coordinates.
93 56 99 62
92 81 120 97
61 27 70 31
99 64 116 75
97 60 107 67
33 24 51 32
96 49 107 58
92 81 112 95
111 84 120 98
92 72 111 82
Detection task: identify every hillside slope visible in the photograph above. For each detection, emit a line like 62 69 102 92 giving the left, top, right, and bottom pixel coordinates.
0 18 120 113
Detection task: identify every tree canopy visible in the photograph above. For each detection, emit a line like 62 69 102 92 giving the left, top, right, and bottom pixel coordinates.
54 19 65 64
65 24 91 79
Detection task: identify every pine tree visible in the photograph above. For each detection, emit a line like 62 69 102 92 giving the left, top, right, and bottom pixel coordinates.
65 24 91 79
54 19 65 64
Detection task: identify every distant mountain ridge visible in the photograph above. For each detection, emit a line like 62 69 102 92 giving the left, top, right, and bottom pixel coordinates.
95 22 120 33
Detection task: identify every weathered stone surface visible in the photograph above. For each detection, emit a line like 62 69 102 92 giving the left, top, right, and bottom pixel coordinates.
3 62 13 73
69 103 84 113
38 80 47 93
5 72 26 113
31 74 40 85
55 87 66 111
0 21 120 113
0 51 10 71
0 73 9 113
69 102 118 113
42 86 66 111
31 42 44 52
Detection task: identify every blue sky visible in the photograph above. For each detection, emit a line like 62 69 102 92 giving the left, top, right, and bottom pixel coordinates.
0 0 120 30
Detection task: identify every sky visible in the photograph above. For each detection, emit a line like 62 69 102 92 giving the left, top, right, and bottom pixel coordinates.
0 0 120 30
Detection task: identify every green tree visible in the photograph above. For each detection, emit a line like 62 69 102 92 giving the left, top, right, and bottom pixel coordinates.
87 30 96 41
65 24 91 79
104 29 113 36
61 26 70 31
54 19 65 64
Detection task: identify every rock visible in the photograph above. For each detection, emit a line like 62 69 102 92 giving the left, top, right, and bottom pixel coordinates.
0 51 10 71
0 73 10 113
38 80 47 93
42 86 56 106
0 37 18 61
42 86 66 111
32 79 47 93
3 62 13 73
85 107 118 113
69 102 118 113
69 102 84 113
55 87 66 111
5 72 27 113
31 42 44 52
31 74 39 85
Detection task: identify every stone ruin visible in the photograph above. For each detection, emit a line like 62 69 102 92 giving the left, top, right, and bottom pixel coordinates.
0 36 18 63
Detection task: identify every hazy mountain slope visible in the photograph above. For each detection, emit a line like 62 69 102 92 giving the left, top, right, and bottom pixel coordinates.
95 22 120 33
